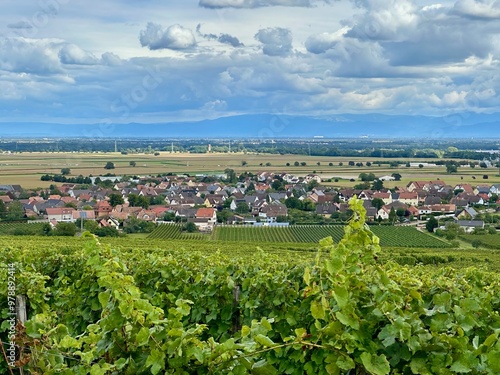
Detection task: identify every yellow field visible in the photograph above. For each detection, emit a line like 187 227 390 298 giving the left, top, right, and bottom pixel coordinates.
0 151 498 189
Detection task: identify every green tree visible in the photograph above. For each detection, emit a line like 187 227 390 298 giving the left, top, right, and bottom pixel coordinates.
183 222 198 232
0 199 7 220
109 193 124 207
53 222 78 236
388 206 397 224
61 168 71 175
104 162 115 170
391 173 402 181
235 202 250 214
446 164 458 174
371 198 384 211
371 179 384 190
7 201 25 221
426 216 438 232
129 161 136 167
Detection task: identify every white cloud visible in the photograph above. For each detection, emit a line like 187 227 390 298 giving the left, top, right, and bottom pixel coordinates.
0 37 63 74
59 44 99 65
454 0 500 19
305 27 349 54
254 27 293 56
140 23 196 50
199 0 328 8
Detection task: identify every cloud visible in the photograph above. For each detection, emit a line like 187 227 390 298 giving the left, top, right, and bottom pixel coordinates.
101 52 122 66
0 37 63 75
346 0 418 41
199 0 328 8
7 21 33 30
196 24 244 47
305 27 349 54
59 44 99 65
140 23 196 50
454 0 500 19
254 27 293 56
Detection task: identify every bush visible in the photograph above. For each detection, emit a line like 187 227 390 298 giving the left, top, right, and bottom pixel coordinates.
471 239 482 248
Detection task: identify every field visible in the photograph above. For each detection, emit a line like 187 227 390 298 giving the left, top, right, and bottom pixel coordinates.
1 151 499 188
0 222 45 235
460 233 500 249
148 223 451 248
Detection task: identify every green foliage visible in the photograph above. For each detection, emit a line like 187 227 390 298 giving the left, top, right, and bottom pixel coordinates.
183 221 198 233
104 161 115 169
426 216 439 232
1 198 500 374
53 222 78 236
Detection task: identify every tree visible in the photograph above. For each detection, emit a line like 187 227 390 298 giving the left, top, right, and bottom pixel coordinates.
391 173 402 181
109 193 125 207
418 164 424 169
446 164 458 174
183 222 198 233
300 162 307 166
371 179 384 191
235 202 250 214
348 161 355 166
294 161 299 167
129 161 136 167
7 201 24 221
224 168 237 184
241 161 247 166
388 207 397 224
284 197 303 210
61 168 71 175
371 198 384 211
0 199 7 220
271 180 284 191
53 222 78 236
104 162 115 170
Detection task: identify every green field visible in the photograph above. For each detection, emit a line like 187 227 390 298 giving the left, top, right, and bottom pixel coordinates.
0 222 46 235
460 233 500 249
148 224 451 248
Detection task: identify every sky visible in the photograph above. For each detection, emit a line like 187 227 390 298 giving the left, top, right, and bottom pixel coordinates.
1 0 500 126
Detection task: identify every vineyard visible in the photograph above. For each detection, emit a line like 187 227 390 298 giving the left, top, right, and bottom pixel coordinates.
1 199 499 374
0 222 45 235
148 223 451 248
147 223 209 240
460 234 500 249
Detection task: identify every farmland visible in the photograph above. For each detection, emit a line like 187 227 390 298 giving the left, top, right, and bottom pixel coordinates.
0 150 499 188
146 223 451 248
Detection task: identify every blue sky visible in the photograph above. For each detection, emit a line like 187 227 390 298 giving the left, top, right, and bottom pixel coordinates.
1 0 500 125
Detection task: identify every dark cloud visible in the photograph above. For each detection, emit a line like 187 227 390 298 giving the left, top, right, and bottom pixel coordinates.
7 21 33 29
254 27 293 56
199 0 328 9
140 23 196 50
196 24 244 47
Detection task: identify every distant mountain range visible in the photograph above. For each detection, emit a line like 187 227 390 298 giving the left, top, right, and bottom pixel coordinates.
1 113 499 138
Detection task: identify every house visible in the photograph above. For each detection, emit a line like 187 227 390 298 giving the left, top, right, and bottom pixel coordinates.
490 184 500 195
397 192 419 206
194 207 217 230
72 210 96 222
316 203 338 217
406 180 445 192
94 200 112 218
99 217 120 229
46 207 75 223
258 202 288 223
456 207 478 220
372 191 392 205
456 220 485 233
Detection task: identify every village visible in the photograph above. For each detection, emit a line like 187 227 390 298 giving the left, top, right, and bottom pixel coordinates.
0 169 499 236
